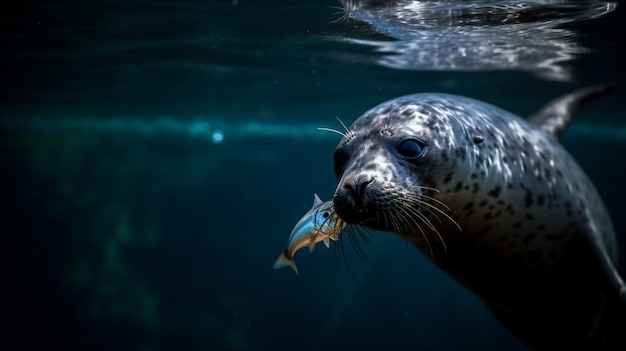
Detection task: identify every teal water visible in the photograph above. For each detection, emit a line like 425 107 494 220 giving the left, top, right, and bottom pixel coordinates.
2 1 625 350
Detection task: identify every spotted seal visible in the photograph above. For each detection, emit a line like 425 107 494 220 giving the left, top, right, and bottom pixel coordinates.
330 85 625 350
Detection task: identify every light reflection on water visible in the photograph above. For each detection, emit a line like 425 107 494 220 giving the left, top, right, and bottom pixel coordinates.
335 0 617 81
2 115 624 143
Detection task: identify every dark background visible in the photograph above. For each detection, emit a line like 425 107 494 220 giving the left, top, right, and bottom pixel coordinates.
2 1 625 350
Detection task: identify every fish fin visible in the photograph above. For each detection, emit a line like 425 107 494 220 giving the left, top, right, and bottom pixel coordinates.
330 234 339 241
273 252 298 274
528 83 616 136
323 237 330 248
308 240 316 252
313 193 323 207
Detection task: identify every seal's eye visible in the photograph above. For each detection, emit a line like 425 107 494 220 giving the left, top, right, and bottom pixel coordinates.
397 139 426 160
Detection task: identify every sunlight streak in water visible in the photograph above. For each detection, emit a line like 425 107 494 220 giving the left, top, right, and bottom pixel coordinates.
1 116 625 143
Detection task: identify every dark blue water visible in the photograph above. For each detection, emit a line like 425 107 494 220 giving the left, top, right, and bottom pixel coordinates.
2 1 625 350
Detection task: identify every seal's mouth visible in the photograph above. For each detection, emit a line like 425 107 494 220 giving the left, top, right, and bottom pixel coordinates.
333 177 389 231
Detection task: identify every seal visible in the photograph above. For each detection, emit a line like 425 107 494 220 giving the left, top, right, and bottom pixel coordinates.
330 84 625 350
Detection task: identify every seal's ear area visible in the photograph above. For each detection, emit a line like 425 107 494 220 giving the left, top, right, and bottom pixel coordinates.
528 83 616 136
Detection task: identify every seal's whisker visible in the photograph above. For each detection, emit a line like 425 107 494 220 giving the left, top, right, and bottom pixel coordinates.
418 193 452 211
404 205 448 253
348 226 371 263
386 211 408 245
331 213 375 270
377 210 386 229
335 225 354 276
418 186 441 193
405 205 438 233
417 204 444 225
417 199 462 232
387 211 408 245
356 225 376 248
336 115 357 139
405 193 462 231
329 5 351 23
396 206 433 258
318 127 348 139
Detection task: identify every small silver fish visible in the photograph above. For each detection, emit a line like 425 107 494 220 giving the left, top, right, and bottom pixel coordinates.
273 194 345 274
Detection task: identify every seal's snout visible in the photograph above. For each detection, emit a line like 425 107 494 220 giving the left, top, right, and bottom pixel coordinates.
334 176 374 224
345 177 371 207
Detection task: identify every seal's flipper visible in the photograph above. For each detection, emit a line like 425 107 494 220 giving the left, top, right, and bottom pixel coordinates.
528 83 616 136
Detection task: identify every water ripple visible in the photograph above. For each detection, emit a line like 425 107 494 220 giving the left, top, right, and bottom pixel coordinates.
334 0 617 80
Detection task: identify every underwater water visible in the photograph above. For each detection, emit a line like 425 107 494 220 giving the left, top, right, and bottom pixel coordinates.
2 0 625 350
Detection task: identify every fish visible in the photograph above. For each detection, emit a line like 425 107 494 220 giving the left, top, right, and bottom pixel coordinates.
273 194 346 274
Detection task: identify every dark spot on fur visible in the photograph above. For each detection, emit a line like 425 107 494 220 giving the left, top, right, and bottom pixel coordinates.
472 183 480 194
523 234 537 246
524 189 533 208
547 233 566 242
441 150 449 163
556 169 563 178
526 213 534 221
454 181 463 192
456 148 467 161
537 195 545 206
443 172 453 184
484 211 501 220
514 222 522 229
506 205 515 215
488 186 502 198
471 173 478 179
463 202 474 210
474 225 493 238
479 199 488 208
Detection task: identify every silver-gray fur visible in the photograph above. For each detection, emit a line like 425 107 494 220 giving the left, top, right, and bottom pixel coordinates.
331 85 625 350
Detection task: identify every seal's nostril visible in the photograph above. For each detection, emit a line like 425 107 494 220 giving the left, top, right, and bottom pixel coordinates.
345 178 371 200
334 176 373 224
356 179 371 198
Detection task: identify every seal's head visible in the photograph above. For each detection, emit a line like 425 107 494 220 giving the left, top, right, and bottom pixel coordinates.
331 94 485 252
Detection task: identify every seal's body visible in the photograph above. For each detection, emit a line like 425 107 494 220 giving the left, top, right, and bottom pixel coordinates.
331 85 625 350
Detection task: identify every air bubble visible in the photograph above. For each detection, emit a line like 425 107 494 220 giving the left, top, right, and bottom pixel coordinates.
211 130 224 144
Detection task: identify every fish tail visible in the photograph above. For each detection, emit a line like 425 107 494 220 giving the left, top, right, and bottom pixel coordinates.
273 251 299 274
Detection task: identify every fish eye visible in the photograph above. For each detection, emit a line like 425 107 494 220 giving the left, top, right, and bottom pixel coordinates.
322 212 330 219
396 139 426 160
